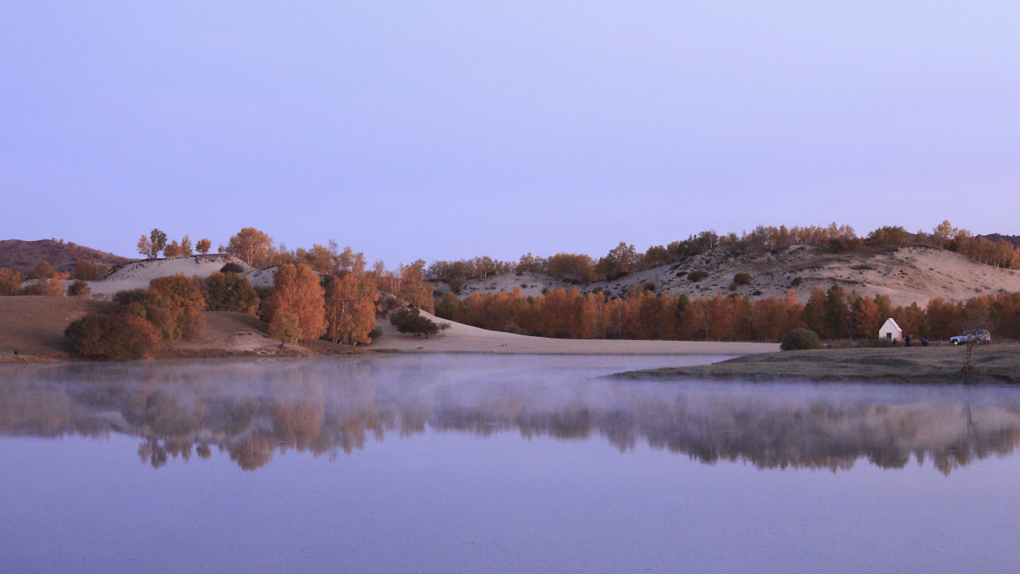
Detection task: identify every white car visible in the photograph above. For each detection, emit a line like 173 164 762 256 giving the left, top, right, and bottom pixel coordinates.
950 330 991 345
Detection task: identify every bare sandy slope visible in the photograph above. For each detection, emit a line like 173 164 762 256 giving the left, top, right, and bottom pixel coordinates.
449 245 1020 307
173 312 285 355
77 254 253 298
370 311 778 355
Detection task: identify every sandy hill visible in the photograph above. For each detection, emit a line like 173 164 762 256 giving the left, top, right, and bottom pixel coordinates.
79 254 255 298
0 239 135 275
447 245 1020 308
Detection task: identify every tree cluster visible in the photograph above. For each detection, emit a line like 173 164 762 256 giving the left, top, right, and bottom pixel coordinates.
137 228 210 259
65 274 207 359
434 284 1020 343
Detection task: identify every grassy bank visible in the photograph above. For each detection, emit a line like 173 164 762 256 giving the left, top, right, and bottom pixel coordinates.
612 344 1020 384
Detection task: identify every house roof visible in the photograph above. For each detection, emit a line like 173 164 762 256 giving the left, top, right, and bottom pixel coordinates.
880 318 902 332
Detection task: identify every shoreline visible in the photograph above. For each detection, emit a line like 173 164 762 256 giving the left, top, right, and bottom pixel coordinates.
611 344 1020 384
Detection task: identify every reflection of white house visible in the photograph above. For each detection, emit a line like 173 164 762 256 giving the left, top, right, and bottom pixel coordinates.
879 318 902 341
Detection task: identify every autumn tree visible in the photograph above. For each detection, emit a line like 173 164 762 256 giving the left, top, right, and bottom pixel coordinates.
27 260 56 279
196 238 212 254
149 229 168 258
266 263 326 341
851 294 882 339
398 260 434 312
596 242 641 280
0 268 24 295
545 253 594 283
137 235 153 258
73 260 111 281
180 236 194 256
802 286 827 336
823 285 852 339
163 240 183 258
225 227 274 268
925 297 963 340
323 273 379 345
269 310 302 346
145 274 207 344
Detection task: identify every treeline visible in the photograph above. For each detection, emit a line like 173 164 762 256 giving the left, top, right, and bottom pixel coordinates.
424 221 1020 287
434 285 1020 343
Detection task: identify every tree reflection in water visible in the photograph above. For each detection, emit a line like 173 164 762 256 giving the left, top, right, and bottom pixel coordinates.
2 357 1020 473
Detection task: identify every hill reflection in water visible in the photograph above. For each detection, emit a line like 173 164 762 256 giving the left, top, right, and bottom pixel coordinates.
2 355 1019 473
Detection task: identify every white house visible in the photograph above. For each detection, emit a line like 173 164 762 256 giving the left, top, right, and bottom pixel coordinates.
878 318 902 341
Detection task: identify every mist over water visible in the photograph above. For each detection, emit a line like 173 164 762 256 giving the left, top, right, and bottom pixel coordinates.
3 355 1020 572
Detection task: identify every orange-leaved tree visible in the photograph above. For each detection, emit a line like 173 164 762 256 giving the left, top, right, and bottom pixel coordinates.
398 260 434 312
225 227 274 268
0 268 25 295
323 273 379 345
149 274 207 342
266 263 326 341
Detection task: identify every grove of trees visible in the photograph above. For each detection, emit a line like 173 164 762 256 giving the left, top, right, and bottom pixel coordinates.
433 285 1020 343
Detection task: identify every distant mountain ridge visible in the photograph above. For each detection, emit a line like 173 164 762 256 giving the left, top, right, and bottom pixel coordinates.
0 239 135 275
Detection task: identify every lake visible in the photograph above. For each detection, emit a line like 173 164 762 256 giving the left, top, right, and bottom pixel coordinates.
2 354 1020 573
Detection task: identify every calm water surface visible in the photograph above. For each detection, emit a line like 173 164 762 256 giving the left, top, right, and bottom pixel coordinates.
2 354 1020 573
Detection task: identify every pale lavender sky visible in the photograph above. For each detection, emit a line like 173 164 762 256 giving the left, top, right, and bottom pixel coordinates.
2 2 1018 266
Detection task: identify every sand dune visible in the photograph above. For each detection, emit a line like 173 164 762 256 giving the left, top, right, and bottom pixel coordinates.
78 254 253 297
443 245 1020 307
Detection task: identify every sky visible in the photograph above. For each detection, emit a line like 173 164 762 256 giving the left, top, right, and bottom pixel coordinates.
2 2 1018 266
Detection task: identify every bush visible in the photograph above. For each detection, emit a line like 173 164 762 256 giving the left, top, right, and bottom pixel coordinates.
733 272 751 285
204 271 259 315
390 307 449 338
221 262 246 274
780 328 822 351
73 260 111 281
65 313 160 359
448 277 465 294
68 280 91 298
688 270 708 282
27 260 56 279
0 268 24 295
21 278 64 296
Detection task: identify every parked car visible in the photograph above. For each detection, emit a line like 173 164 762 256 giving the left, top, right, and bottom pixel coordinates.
950 330 992 345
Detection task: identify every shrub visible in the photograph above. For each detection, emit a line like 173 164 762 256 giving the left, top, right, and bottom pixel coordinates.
221 262 246 274
65 313 159 360
448 277 465 294
780 328 822 351
27 260 56 279
73 260 111 281
390 307 449 338
733 272 751 285
204 271 259 315
21 278 65 296
68 280 91 298
688 270 708 282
